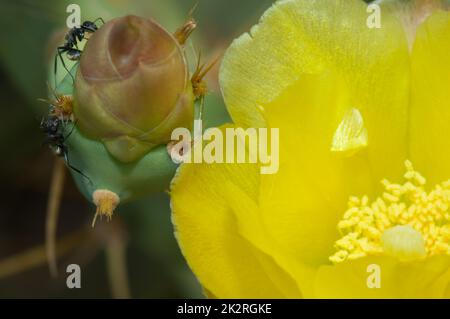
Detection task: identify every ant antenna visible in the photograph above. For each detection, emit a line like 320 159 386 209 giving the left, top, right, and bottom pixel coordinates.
93 17 105 25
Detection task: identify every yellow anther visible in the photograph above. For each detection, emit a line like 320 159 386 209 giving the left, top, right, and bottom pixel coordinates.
330 161 450 264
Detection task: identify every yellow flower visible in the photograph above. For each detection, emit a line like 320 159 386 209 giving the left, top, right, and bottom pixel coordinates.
170 0 450 298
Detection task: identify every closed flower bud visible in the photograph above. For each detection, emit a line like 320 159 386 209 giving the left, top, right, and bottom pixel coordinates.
74 15 194 162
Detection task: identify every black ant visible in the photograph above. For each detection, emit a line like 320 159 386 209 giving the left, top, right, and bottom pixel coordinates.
40 112 92 184
55 18 104 84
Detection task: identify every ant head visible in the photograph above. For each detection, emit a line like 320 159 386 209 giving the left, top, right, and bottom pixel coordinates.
81 21 98 33
40 117 59 132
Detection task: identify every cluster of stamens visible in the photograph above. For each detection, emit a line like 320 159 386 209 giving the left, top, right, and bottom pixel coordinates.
330 161 450 264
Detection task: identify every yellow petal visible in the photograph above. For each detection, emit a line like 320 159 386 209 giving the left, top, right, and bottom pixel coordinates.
220 2 411 267
256 62 411 267
172 0 419 298
223 180 314 297
409 10 450 185
257 72 374 266
315 256 450 298
220 0 410 138
171 126 299 298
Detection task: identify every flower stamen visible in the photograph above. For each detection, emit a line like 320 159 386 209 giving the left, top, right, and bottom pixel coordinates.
330 160 450 264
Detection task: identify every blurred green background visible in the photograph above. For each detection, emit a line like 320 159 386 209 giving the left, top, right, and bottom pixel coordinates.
0 0 274 298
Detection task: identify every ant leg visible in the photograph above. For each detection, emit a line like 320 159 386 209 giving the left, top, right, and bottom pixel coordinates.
63 120 76 142
56 47 75 84
63 149 93 185
63 122 76 140
55 48 67 82
94 17 105 25
53 52 60 88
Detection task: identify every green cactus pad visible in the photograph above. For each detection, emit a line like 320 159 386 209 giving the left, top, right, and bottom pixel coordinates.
57 66 178 204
